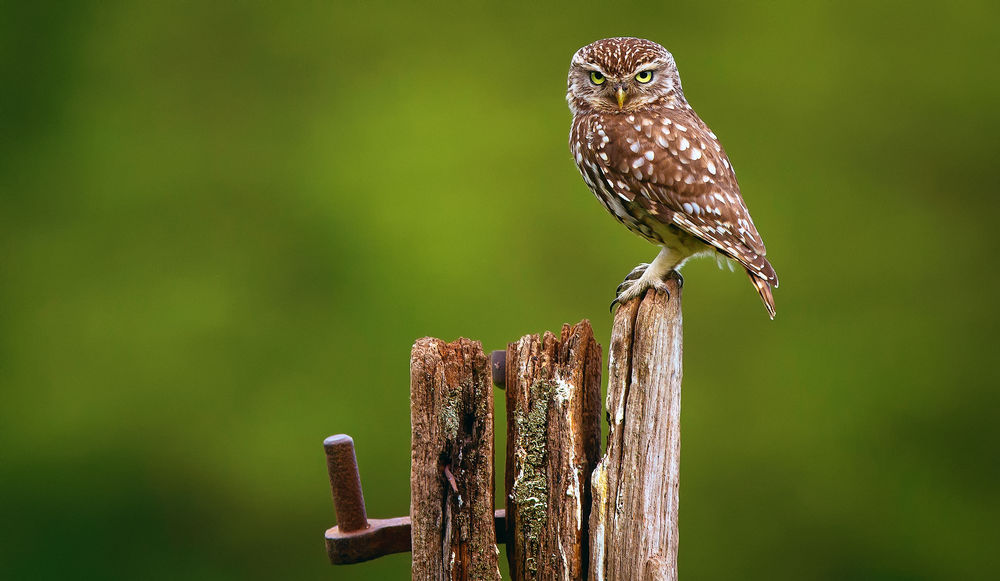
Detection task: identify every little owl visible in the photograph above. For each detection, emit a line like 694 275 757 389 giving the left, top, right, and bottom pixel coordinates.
568 37 778 318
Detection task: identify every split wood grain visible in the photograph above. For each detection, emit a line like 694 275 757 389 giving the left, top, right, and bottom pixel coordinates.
590 277 684 581
505 321 602 580
410 337 501 580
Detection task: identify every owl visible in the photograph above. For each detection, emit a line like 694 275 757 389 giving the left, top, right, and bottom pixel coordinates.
568 37 778 318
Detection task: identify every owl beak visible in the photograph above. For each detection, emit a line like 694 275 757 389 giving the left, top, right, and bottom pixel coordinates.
616 86 627 110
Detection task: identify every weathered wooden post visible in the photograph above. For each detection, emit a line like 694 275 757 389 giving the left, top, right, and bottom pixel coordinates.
410 337 502 580
590 277 684 581
332 312 686 579
504 321 603 580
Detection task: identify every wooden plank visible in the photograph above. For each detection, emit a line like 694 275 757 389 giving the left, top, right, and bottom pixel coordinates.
590 277 684 581
410 337 501 580
505 320 602 580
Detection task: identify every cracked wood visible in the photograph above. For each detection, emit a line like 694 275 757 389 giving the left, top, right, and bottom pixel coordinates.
590 277 683 581
505 321 602 580
410 337 500 580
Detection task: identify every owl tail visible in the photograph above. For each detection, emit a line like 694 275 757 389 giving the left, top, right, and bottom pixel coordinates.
747 269 777 320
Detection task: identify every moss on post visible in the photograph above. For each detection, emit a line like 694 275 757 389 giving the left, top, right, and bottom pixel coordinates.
410 337 501 580
509 380 555 576
505 322 602 580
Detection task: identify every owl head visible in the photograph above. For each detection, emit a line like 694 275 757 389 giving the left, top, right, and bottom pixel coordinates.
567 37 683 115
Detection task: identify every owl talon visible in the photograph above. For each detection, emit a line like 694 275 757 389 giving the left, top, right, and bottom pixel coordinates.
616 263 651 294
650 279 673 299
611 283 673 312
612 268 679 312
626 263 651 279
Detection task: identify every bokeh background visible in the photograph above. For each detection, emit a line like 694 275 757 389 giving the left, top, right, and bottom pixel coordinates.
2 1 998 579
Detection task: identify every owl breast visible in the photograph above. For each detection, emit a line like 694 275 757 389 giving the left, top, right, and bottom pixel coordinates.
570 113 712 259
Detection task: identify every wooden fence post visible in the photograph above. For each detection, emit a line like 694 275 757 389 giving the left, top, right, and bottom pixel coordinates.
505 321 602 580
410 337 501 580
590 277 684 581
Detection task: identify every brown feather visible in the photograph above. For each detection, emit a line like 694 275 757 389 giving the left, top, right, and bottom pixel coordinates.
749 270 777 319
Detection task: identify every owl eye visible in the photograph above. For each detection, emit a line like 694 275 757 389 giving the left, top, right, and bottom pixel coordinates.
589 71 606 85
635 70 653 83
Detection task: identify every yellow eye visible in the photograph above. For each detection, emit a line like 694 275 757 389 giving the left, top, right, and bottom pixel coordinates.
635 70 653 83
589 71 605 85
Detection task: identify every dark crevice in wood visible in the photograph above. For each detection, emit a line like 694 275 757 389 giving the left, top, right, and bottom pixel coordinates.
410 337 500 581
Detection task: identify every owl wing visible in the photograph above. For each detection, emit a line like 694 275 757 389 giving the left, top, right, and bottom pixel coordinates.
594 108 777 286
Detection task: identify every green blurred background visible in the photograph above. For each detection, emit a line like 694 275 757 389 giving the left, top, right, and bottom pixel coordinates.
2 1 997 579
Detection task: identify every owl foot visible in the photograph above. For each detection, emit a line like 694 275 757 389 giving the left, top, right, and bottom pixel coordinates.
610 267 682 312
615 263 650 294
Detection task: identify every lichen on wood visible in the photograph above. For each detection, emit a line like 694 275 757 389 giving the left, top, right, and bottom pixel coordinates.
410 337 501 580
509 380 554 576
505 321 602 580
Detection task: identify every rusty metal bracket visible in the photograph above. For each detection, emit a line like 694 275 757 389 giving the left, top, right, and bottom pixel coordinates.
323 433 508 565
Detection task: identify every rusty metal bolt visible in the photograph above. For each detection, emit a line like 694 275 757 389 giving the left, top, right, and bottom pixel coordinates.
321 433 510 565
324 434 368 533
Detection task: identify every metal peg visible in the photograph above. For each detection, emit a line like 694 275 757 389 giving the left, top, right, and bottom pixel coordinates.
324 434 368 533
322 433 509 565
